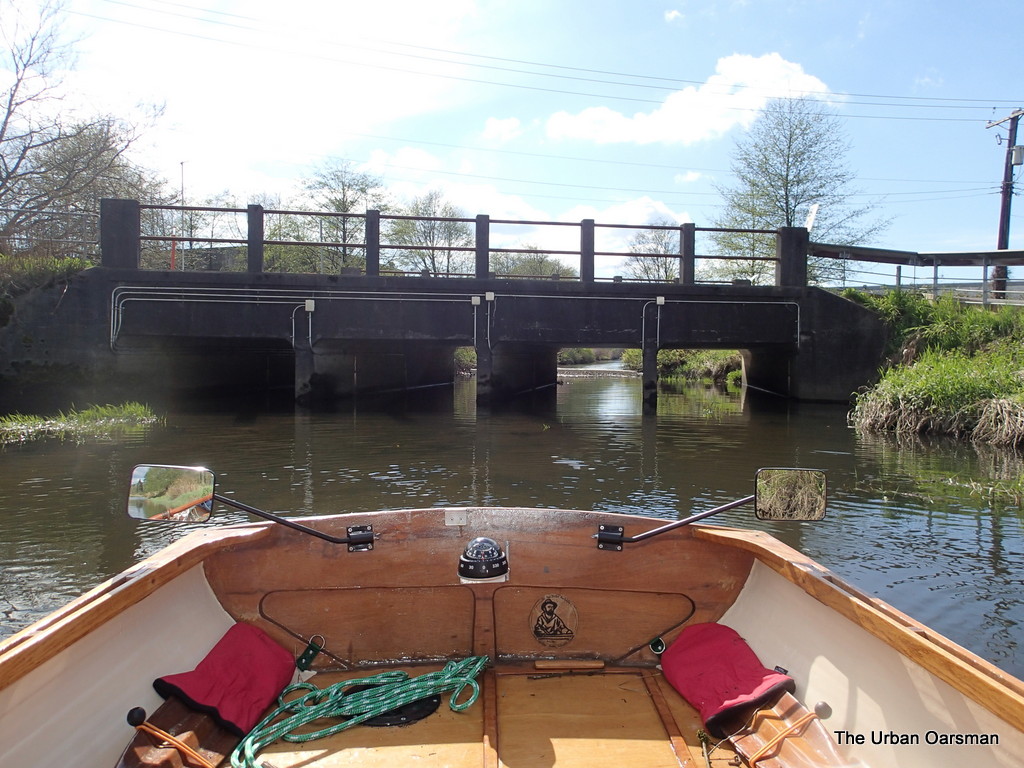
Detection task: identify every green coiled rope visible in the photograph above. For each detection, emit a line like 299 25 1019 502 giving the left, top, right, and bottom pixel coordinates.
230 655 489 768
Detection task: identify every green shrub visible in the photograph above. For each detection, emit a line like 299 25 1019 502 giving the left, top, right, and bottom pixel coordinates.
620 348 741 383
0 254 90 300
557 348 596 364
454 347 476 374
843 289 1024 359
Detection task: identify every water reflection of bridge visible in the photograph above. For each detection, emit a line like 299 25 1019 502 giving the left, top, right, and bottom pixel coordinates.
17 199 1023 405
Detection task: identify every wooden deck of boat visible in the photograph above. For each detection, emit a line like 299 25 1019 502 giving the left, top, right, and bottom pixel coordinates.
259 664 741 768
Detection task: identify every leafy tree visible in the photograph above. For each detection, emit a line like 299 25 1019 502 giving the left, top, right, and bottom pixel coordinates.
700 200 776 285
491 244 578 278
623 221 679 281
709 97 887 285
388 190 473 275
0 0 167 261
302 160 390 271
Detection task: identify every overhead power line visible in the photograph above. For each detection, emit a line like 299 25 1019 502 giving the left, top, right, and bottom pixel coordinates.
82 0 1023 120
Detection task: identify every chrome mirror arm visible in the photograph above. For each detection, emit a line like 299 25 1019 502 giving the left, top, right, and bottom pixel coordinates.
213 494 375 551
596 495 755 550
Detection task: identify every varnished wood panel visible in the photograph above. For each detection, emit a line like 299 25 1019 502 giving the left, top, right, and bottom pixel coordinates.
260 586 476 665
207 665 714 768
493 586 694 664
202 508 754 664
651 671 742 765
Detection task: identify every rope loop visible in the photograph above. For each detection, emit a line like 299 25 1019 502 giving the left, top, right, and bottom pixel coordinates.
230 656 489 768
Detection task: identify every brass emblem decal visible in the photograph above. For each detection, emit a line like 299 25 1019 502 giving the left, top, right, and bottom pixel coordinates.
530 593 577 648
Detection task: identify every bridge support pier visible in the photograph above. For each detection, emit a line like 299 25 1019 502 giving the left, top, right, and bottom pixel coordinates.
642 345 658 408
475 344 558 405
295 342 456 404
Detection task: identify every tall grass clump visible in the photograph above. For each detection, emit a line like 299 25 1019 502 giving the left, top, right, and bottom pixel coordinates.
842 288 935 356
0 402 161 444
848 291 1024 447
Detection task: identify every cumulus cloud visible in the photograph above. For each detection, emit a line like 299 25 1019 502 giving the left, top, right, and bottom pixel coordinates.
482 117 524 142
664 9 684 23
545 53 830 146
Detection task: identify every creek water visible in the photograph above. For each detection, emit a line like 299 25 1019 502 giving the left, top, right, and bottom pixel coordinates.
1 370 1022 679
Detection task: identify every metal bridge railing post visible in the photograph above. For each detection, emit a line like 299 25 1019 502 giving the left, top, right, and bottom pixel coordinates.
679 223 695 285
365 210 380 276
475 214 490 279
100 198 141 269
776 227 809 287
247 204 264 273
580 219 595 285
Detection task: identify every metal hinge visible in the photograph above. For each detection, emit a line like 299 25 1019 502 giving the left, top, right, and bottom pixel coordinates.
346 525 374 552
595 524 624 551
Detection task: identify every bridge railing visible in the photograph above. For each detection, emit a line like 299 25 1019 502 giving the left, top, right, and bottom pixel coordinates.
101 198 811 288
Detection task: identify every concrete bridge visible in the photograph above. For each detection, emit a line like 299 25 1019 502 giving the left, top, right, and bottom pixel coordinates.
2 199 897 406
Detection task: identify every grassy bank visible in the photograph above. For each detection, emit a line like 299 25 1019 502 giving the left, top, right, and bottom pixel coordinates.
0 402 161 444
846 291 1024 448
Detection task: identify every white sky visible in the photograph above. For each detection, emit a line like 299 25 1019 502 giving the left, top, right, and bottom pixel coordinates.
10 0 1024 284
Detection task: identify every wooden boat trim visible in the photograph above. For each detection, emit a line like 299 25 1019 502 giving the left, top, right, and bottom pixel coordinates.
0 525 269 691
694 525 1024 729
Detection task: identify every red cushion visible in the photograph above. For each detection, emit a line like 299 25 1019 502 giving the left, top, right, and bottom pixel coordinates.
154 623 294 737
661 623 795 738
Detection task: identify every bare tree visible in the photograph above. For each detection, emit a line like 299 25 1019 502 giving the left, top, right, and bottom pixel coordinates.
623 222 679 282
0 0 166 260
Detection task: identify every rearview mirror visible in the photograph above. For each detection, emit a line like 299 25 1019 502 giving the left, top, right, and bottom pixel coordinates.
754 468 826 521
128 465 214 522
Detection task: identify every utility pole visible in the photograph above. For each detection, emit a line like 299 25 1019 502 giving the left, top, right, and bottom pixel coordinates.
987 108 1024 297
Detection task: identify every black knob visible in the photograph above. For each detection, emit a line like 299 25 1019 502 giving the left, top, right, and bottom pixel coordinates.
126 707 147 726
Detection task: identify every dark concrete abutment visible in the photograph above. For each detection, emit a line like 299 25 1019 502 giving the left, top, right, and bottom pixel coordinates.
0 269 887 408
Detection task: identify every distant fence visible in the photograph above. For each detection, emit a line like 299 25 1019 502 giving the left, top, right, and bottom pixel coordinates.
846 279 1024 307
0 207 99 260
810 243 1024 307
